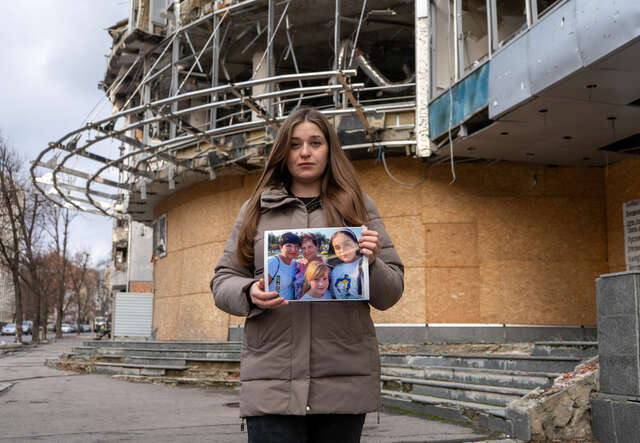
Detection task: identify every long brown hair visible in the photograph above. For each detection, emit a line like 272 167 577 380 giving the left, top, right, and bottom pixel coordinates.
237 108 367 266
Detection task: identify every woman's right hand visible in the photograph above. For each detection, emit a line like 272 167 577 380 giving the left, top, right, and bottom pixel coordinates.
249 278 289 309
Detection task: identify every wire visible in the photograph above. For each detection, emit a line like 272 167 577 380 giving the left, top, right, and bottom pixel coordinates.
251 0 291 80
446 0 457 184
381 151 428 187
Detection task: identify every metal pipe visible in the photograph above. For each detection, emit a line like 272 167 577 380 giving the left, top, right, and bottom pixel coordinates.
348 0 368 67
453 0 461 80
211 3 221 130
333 0 342 106
354 51 415 93
267 0 274 115
184 31 204 72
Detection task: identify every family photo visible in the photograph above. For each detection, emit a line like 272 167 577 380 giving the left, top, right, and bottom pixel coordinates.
264 227 370 301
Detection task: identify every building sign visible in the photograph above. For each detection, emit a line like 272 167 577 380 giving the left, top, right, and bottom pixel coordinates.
623 200 640 270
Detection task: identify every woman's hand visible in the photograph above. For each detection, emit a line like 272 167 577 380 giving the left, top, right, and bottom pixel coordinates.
249 278 289 309
359 228 381 264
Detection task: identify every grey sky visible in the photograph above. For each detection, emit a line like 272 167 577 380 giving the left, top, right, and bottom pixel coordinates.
0 1 130 265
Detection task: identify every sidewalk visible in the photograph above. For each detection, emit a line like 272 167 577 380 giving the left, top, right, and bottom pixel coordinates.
0 336 516 442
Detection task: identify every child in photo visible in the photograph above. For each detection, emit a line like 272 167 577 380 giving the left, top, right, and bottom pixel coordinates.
293 233 325 299
267 232 301 301
299 261 333 300
328 229 364 300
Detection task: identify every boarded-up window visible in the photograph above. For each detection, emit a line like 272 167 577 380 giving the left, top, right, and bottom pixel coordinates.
153 214 167 259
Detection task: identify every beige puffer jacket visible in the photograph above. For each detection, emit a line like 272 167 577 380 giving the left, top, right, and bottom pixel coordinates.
211 186 404 417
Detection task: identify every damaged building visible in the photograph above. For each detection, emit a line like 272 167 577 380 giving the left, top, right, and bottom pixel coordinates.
32 0 640 346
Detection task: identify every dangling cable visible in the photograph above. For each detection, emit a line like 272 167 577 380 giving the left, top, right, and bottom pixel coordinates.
446 0 457 184
381 151 428 187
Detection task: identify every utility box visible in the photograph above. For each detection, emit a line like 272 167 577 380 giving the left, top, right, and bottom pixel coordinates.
113 292 154 337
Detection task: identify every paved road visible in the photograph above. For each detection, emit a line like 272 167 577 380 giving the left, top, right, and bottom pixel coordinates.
0 337 516 442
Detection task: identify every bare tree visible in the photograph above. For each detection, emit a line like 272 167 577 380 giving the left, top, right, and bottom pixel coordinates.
0 133 49 343
46 205 74 339
0 138 24 343
69 251 91 333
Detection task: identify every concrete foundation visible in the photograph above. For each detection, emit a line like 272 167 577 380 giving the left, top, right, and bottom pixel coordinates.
591 271 640 443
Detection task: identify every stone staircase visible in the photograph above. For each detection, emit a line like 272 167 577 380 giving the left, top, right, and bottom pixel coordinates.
65 339 598 436
380 341 598 436
71 340 241 384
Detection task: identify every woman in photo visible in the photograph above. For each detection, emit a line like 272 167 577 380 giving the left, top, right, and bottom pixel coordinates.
211 107 404 443
293 233 324 299
328 229 364 300
299 261 333 300
267 232 301 301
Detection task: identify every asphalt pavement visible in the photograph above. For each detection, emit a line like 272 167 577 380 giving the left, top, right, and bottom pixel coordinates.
0 336 518 442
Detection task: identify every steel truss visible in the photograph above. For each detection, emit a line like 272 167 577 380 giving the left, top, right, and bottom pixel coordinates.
32 0 417 221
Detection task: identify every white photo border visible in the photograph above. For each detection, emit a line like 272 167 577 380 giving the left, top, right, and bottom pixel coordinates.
264 227 369 302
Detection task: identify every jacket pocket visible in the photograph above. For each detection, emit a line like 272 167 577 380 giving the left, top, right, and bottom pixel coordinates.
241 309 292 381
244 308 292 350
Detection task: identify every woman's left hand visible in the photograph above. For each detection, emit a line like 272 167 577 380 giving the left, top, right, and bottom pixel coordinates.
359 228 380 264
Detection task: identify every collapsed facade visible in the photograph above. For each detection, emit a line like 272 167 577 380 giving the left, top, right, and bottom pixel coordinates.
32 0 640 342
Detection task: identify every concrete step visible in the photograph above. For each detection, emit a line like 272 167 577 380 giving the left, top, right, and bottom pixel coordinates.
381 364 559 390
124 356 187 366
381 390 511 435
380 353 581 373
90 347 241 361
84 340 241 351
94 362 190 377
111 374 241 389
531 341 598 358
382 375 529 407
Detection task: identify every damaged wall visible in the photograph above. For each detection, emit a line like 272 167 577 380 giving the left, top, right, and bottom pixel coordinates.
151 157 609 341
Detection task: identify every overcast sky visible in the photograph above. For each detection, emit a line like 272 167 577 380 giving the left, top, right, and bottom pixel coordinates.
0 1 130 266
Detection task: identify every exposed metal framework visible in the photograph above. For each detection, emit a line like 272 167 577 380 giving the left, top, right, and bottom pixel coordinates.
32 0 418 221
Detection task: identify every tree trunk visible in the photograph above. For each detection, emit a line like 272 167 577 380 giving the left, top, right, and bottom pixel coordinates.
13 273 22 343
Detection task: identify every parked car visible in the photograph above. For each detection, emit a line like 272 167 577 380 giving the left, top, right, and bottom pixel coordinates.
60 323 72 334
21 321 33 334
1 323 16 335
79 323 91 333
47 323 56 332
94 316 107 332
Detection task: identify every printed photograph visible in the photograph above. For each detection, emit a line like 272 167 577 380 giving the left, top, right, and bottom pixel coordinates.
264 227 370 302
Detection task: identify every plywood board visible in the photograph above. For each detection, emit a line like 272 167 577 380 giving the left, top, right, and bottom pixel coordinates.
181 242 225 296
605 159 640 230
356 159 425 218
383 216 424 268
479 260 606 325
542 166 604 198
153 296 180 341
607 226 626 272
371 267 425 324
425 223 478 267
177 292 228 341
427 163 544 198
476 196 607 262
154 249 184 297
425 267 481 323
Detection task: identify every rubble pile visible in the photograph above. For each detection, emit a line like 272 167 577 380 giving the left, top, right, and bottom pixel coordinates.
507 357 599 442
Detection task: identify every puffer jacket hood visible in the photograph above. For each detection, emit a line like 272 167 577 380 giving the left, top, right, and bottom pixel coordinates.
211 186 404 417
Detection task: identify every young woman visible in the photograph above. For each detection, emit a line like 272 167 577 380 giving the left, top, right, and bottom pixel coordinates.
293 233 324 299
299 261 333 300
211 108 404 443
328 229 364 300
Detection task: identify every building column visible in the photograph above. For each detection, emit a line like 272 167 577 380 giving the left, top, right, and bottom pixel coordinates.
591 271 640 441
415 0 433 157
